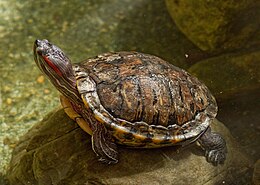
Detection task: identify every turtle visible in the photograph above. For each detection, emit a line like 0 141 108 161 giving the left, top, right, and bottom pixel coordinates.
33 39 227 165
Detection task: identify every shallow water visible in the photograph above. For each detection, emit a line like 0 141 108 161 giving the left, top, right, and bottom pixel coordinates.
0 0 259 184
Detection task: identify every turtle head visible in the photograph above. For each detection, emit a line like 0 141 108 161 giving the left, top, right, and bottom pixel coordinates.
34 39 80 102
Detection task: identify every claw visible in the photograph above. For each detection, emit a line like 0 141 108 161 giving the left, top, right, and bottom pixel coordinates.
205 149 226 165
98 157 118 164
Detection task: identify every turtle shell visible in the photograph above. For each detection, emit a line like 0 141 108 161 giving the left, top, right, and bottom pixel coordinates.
73 52 217 147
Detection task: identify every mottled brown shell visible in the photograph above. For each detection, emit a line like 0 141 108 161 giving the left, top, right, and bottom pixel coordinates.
74 52 217 147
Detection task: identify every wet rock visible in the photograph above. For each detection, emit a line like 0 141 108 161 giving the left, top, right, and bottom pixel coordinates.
7 108 252 185
188 49 260 96
165 0 260 52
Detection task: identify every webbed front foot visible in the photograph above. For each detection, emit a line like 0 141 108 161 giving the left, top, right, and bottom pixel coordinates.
91 124 118 164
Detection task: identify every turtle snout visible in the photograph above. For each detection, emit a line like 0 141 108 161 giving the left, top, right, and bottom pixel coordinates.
34 39 53 56
35 39 50 47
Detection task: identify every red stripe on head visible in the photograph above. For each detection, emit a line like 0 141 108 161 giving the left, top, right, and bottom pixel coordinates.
43 56 63 77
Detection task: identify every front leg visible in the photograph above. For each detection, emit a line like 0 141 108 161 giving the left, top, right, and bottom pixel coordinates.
91 122 118 164
198 127 227 166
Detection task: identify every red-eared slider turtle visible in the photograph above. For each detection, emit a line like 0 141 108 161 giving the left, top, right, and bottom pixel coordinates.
34 39 227 165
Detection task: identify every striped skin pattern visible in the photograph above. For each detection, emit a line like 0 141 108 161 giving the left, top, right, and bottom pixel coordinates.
73 52 218 147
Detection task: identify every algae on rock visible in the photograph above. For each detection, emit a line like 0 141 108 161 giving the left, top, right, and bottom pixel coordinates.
188 49 260 96
165 0 260 52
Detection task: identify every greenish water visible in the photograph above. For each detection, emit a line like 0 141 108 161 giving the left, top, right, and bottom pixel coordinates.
0 0 259 184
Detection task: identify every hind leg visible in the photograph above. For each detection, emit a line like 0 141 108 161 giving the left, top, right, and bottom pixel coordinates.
198 127 227 165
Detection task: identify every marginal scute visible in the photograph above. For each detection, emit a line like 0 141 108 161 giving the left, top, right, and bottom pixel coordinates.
74 52 217 147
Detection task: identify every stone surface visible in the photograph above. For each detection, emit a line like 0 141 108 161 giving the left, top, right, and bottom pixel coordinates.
7 108 253 185
165 0 260 52
188 49 260 96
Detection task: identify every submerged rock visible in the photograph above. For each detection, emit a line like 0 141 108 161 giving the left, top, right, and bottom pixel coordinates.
217 86 260 163
188 49 260 96
165 0 260 52
7 108 252 185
